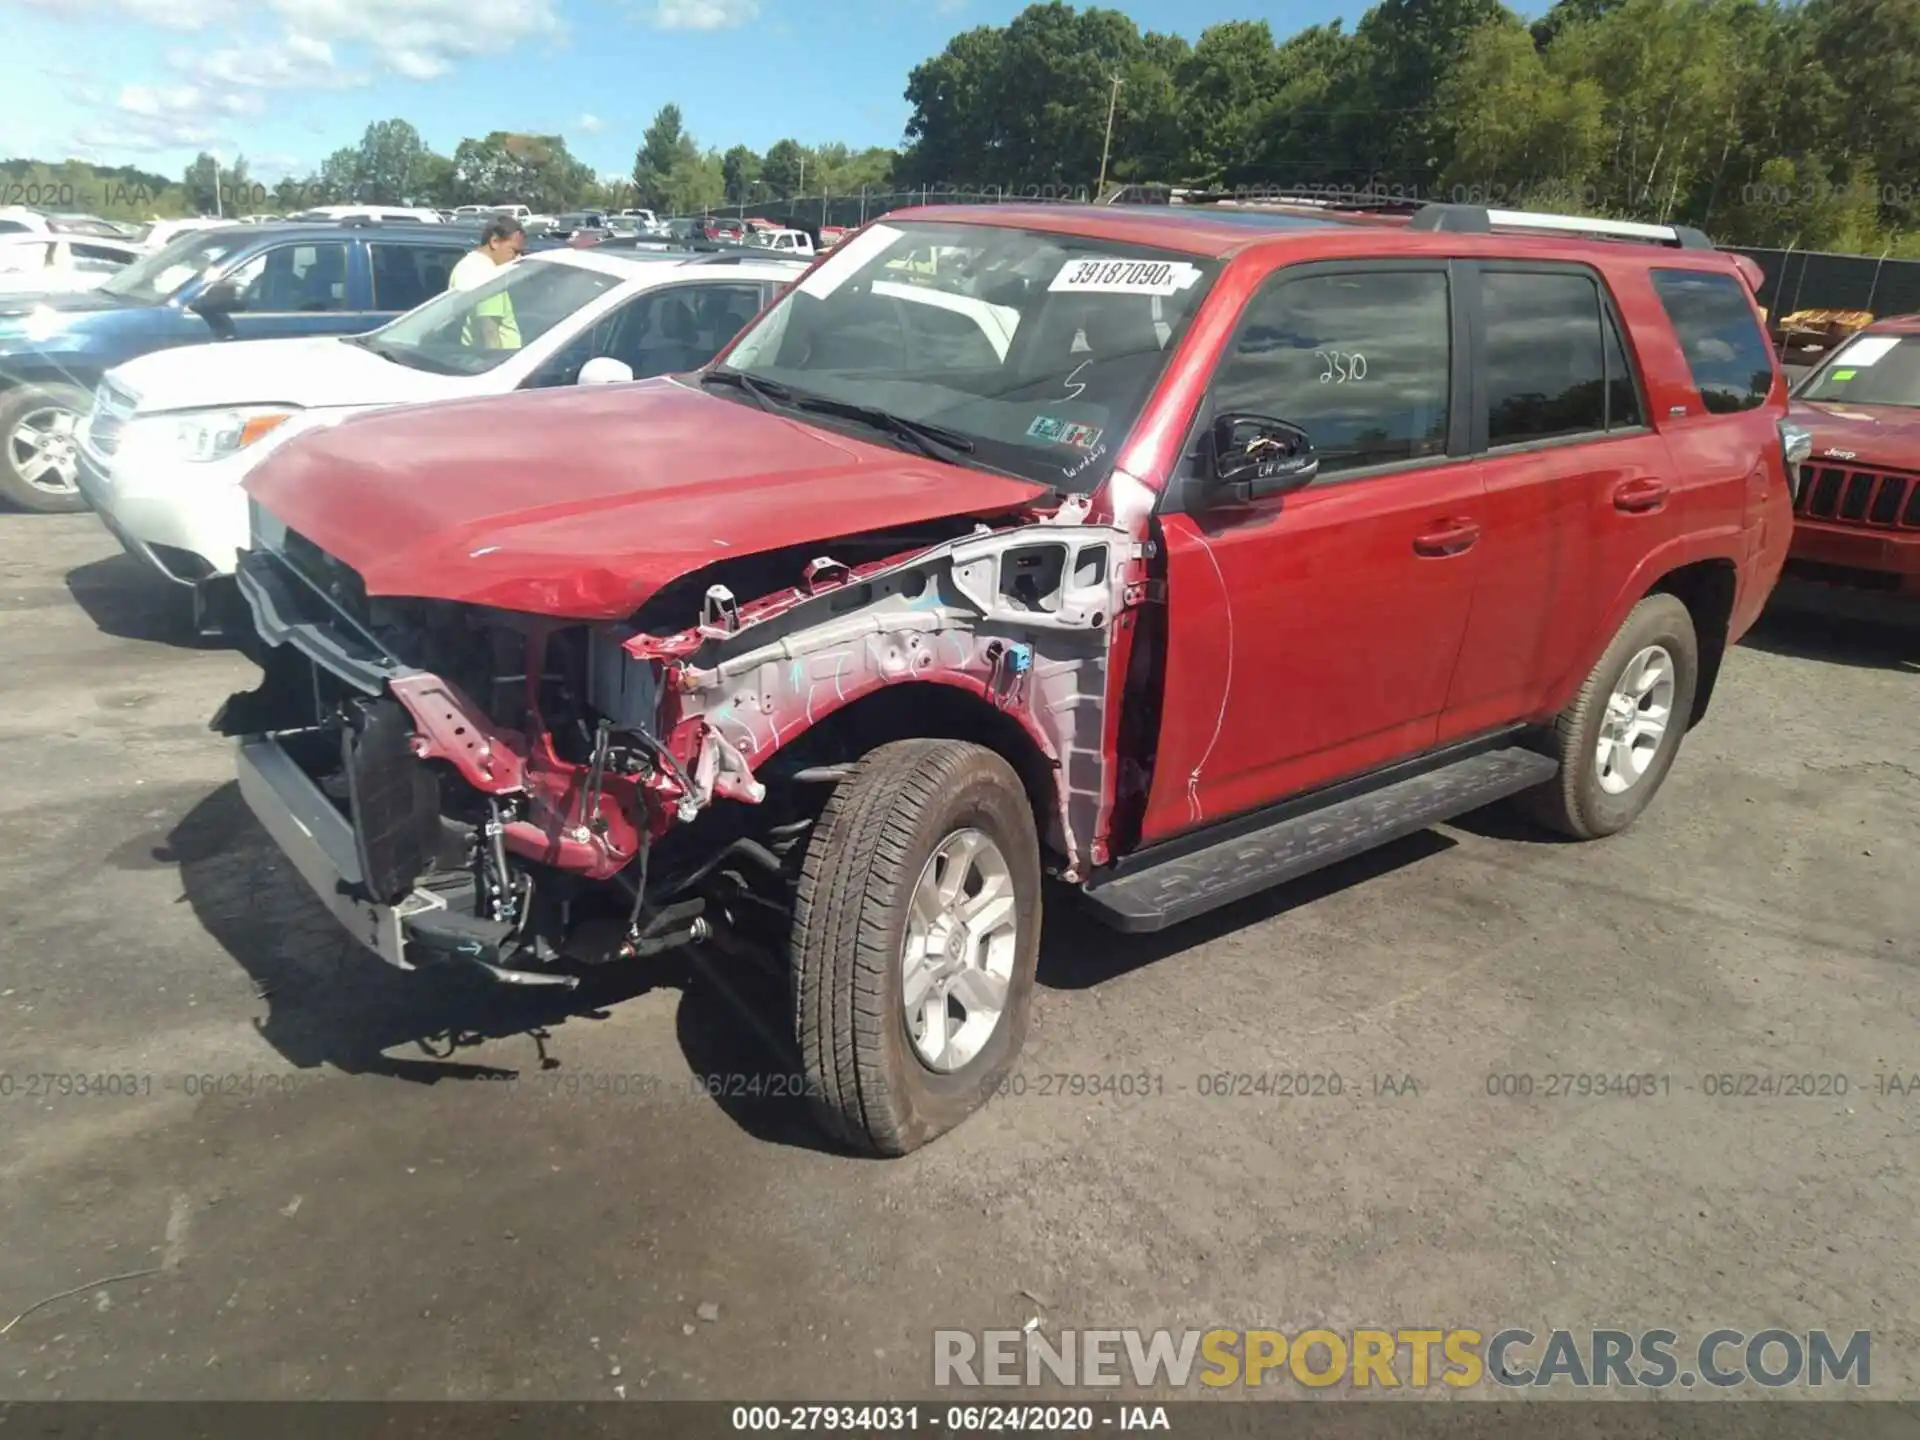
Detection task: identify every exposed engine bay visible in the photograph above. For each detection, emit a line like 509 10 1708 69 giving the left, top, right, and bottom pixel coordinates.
218 494 1149 983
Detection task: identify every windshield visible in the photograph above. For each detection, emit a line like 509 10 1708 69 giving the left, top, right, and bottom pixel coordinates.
353 257 622 375
719 220 1218 489
98 231 247 304
1797 333 1920 408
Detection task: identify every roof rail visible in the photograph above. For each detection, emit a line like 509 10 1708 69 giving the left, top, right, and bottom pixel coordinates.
1181 187 1428 215
1408 203 1713 249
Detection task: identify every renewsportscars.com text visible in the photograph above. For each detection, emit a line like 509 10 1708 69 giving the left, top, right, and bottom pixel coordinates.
933 1327 1871 1390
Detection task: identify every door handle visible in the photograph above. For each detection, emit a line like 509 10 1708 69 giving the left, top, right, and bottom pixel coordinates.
1412 518 1481 557
1613 477 1669 513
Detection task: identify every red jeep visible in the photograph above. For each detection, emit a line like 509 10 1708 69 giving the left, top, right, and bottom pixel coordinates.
1785 314 1920 596
220 201 1797 1153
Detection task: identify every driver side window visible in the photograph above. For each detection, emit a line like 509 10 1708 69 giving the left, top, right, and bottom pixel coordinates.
220 242 352 313
1212 269 1452 479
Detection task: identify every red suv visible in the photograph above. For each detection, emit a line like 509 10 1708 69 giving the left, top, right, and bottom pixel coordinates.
1785 314 1920 596
219 201 1797 1153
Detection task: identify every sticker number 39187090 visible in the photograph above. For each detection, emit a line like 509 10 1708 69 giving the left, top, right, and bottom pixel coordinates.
1049 257 1203 297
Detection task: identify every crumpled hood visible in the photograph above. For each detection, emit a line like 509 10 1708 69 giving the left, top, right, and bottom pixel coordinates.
244 377 1054 619
1790 398 1920 461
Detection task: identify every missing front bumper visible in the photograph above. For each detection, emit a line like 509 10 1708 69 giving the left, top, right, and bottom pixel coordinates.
236 734 455 970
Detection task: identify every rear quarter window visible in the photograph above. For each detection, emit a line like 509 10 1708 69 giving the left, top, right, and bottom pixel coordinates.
1649 268 1775 415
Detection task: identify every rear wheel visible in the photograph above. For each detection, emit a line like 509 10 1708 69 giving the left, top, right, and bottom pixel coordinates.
0 382 91 513
790 739 1041 1155
1520 593 1699 839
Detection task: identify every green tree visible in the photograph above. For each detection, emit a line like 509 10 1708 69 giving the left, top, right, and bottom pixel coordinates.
316 146 359 203
632 104 699 210
181 152 220 213
1437 19 1606 202
761 138 807 197
1343 0 1520 186
454 132 594 211
413 151 463 207
354 118 429 203
1805 0 1920 234
1177 22 1281 185
721 144 761 203
900 2 1187 190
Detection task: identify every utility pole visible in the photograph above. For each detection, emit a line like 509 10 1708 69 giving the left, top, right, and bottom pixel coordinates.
1096 74 1123 199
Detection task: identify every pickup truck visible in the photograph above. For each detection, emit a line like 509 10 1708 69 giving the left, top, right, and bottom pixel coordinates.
220 200 1798 1154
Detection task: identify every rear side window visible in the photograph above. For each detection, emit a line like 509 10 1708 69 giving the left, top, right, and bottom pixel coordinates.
372 243 464 310
1650 268 1774 414
1481 268 1645 445
1214 269 1452 477
1483 270 1606 445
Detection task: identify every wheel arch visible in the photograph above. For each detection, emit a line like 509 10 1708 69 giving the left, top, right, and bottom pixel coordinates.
768 680 1066 864
1648 557 1738 726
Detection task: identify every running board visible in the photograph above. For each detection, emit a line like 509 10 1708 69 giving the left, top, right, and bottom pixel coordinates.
1081 746 1559 933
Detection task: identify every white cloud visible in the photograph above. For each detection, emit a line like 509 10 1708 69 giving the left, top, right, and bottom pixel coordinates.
576 113 606 134
188 33 369 89
68 79 263 153
268 0 562 79
647 0 755 31
14 0 568 167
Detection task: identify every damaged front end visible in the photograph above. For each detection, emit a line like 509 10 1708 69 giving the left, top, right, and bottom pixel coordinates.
219 491 1142 983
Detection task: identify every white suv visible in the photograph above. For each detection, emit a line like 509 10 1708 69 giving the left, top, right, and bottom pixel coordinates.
75 247 804 624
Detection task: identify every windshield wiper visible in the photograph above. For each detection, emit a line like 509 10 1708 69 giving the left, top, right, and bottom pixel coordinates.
346 334 463 375
699 369 982 468
788 394 977 461
699 366 792 410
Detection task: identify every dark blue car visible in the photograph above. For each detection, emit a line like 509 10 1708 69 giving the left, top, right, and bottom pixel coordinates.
0 220 502 513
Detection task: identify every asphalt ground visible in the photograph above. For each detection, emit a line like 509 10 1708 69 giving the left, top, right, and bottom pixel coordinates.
1 514 1915 1403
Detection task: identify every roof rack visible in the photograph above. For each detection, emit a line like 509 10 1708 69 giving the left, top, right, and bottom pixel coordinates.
1178 187 1429 215
1407 203 1713 249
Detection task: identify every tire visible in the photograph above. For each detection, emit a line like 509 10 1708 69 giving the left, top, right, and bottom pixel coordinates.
790 738 1042 1155
1519 593 1699 840
0 382 92 513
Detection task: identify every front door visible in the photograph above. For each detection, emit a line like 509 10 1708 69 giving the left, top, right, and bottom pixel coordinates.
219 239 370 341
1140 262 1485 842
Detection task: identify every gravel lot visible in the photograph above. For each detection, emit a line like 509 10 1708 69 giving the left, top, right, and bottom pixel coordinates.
1 514 1916 1402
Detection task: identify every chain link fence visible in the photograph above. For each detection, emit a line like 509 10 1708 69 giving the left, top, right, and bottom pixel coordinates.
1732 246 1920 321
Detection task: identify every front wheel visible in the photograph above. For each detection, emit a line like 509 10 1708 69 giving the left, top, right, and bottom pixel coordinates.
1519 592 1699 840
790 739 1042 1155
0 382 92 513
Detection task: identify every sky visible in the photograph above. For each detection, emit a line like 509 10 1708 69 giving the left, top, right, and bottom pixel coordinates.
0 0 1380 188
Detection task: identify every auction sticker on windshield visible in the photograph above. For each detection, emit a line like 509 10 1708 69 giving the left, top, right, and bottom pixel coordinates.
1050 257 1201 296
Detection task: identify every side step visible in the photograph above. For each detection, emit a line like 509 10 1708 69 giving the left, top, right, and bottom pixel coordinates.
1081 746 1559 934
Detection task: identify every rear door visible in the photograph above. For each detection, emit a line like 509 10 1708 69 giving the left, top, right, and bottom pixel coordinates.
1440 262 1675 738
1644 267 1790 625
1140 261 1485 840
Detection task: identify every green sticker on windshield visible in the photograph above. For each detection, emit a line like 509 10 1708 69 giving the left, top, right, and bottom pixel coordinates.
1831 369 1856 381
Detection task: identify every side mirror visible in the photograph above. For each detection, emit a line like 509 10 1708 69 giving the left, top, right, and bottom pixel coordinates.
577 356 634 386
189 278 244 316
1206 412 1319 503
